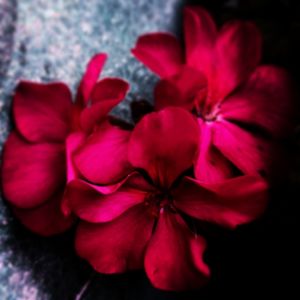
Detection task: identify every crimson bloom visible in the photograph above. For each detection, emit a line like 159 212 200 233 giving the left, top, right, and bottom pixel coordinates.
132 6 293 183
1 53 129 236
67 107 268 291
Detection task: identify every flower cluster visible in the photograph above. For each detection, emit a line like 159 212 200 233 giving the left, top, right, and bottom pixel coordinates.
1 7 292 291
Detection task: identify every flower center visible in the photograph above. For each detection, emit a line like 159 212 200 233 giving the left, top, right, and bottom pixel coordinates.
144 191 174 217
195 101 220 123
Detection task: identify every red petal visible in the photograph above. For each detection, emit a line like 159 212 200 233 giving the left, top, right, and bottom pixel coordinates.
209 21 262 103
13 190 75 236
80 101 115 133
67 179 147 223
2 132 65 209
154 67 206 111
61 132 86 216
13 81 72 143
76 53 107 105
91 78 129 105
80 78 129 132
132 33 184 77
75 204 154 273
221 65 293 137
212 120 271 175
74 121 132 184
174 176 268 229
128 107 199 188
184 6 217 75
65 132 86 183
194 120 233 183
145 211 210 291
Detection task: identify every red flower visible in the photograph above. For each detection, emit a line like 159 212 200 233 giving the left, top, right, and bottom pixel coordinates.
132 6 293 183
1 53 129 236
67 107 268 291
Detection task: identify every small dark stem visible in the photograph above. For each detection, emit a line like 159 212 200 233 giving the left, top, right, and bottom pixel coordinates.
74 274 95 300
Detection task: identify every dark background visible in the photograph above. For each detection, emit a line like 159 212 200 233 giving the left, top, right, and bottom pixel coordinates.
1 0 299 299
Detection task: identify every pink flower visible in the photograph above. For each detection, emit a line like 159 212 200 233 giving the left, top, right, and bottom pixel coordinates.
1 53 129 236
132 6 293 183
67 107 268 291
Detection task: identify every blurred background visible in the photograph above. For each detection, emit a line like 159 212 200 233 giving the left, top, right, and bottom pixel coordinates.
0 0 299 299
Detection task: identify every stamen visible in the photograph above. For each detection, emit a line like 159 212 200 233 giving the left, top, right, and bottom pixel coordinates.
195 101 221 123
144 191 174 217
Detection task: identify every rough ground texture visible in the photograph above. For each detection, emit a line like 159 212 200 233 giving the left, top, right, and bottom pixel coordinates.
0 0 299 299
